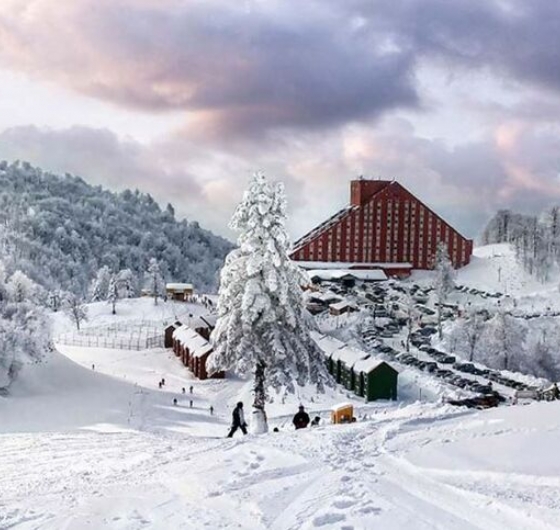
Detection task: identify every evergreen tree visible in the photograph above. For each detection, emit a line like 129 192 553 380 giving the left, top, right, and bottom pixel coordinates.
433 242 456 339
90 266 111 302
117 269 136 298
107 274 120 315
146 258 164 305
207 172 331 434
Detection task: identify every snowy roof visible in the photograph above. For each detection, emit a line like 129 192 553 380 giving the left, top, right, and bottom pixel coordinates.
312 333 346 356
331 402 354 411
200 314 218 328
172 325 213 358
308 291 342 303
331 346 369 366
329 300 356 311
308 269 388 281
166 283 193 291
298 261 412 270
353 358 398 374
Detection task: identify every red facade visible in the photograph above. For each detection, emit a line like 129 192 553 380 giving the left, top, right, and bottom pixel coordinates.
290 180 473 270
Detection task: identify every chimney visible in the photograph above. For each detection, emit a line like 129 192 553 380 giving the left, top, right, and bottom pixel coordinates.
350 179 389 206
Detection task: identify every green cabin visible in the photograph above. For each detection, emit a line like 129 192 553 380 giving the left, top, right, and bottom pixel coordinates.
334 346 370 390
353 359 398 401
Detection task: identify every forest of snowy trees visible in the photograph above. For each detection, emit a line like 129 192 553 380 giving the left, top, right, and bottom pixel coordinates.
0 160 233 295
481 207 560 282
0 160 234 388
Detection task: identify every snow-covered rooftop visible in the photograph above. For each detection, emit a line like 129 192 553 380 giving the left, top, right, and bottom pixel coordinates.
353 357 397 374
166 283 193 291
312 332 345 356
172 325 212 358
331 346 369 366
329 300 356 311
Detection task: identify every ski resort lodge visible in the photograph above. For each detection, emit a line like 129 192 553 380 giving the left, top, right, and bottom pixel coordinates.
290 179 473 277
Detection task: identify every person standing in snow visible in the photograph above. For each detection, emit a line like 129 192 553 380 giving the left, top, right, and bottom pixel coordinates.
227 402 248 437
293 405 310 430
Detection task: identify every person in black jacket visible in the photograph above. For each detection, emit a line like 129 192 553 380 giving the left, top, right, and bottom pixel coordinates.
293 405 310 430
227 402 248 437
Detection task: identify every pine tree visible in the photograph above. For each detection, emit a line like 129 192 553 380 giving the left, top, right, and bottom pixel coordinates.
207 172 331 434
117 269 136 298
433 242 456 339
90 266 111 302
107 274 120 315
146 258 164 305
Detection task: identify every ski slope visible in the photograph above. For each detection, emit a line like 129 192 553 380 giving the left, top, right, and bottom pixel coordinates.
3 288 560 529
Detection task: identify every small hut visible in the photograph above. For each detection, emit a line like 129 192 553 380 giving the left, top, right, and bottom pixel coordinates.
329 300 357 316
166 283 194 302
353 358 398 401
331 346 369 386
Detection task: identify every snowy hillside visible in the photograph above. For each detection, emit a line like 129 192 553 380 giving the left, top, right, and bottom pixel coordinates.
0 160 233 294
2 297 560 529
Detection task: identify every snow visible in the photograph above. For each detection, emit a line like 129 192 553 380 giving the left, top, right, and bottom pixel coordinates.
353 357 390 374
3 296 560 529
308 269 388 281
166 283 194 291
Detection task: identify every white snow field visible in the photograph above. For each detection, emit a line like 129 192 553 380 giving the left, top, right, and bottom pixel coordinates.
3 271 560 529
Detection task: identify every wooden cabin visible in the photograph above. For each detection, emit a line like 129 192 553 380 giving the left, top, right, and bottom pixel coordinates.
166 283 194 302
329 300 357 316
171 324 224 380
353 358 398 401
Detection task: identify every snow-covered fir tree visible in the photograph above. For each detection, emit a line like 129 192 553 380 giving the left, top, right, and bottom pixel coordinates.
90 266 111 302
433 242 456 339
207 172 331 434
107 274 120 315
117 269 136 298
145 258 165 305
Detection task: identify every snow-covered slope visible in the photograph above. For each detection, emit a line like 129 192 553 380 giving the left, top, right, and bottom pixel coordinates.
3 298 560 529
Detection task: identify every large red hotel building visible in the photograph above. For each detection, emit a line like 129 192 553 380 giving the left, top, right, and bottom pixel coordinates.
290 179 473 276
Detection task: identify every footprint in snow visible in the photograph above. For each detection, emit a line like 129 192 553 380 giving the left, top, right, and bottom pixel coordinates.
313 513 346 526
332 498 357 509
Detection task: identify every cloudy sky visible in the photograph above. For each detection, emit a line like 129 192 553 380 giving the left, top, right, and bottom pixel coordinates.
1 0 560 241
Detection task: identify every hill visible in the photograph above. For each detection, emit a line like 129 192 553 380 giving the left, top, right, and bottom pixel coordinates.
0 160 233 295
2 296 560 529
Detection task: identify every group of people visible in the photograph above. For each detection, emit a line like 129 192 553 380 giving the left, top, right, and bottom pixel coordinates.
227 403 320 437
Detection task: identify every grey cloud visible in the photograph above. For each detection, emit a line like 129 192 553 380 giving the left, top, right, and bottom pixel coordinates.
0 1 419 137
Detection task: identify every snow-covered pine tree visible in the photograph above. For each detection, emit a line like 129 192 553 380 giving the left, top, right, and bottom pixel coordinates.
107 274 120 315
64 293 88 331
117 269 136 298
433 242 456 339
207 172 331 434
146 258 164 305
90 266 111 302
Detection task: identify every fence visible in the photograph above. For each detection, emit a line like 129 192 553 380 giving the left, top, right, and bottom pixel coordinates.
56 320 164 351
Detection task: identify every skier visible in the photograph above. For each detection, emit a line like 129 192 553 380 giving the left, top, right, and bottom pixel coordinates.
552 383 560 400
210 406 214 415
227 402 248 437
173 398 177 406
182 387 186 394
189 385 194 394
293 405 310 430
